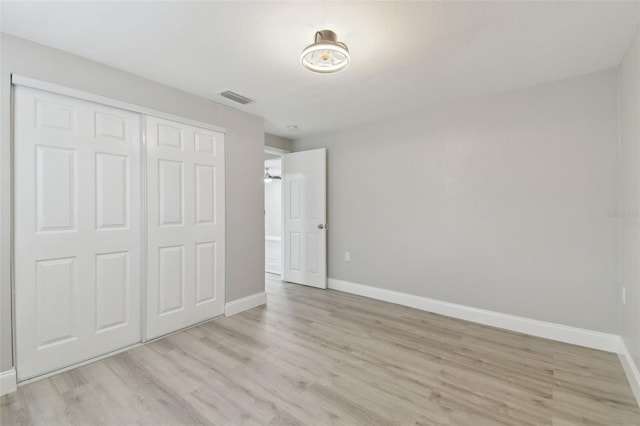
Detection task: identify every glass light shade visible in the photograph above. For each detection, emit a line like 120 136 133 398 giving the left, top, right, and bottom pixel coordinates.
301 43 350 73
301 30 350 73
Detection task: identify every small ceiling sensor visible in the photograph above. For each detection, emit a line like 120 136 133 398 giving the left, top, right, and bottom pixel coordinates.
286 124 298 130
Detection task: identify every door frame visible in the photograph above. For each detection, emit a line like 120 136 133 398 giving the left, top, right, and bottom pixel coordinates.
9 75 227 386
264 146 289 279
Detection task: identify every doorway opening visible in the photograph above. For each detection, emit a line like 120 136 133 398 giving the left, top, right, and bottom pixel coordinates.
264 147 287 277
263 146 328 288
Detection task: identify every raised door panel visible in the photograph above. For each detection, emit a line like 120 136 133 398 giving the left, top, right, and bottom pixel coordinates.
194 132 216 155
95 112 127 141
36 257 77 348
195 165 215 224
158 160 184 226
306 234 319 274
95 252 129 332
289 180 301 220
96 153 129 230
290 232 301 271
158 246 185 315
158 123 183 150
195 242 216 305
36 99 76 132
36 147 77 233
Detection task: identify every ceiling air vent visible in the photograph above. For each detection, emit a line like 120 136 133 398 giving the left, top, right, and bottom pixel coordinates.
218 90 253 105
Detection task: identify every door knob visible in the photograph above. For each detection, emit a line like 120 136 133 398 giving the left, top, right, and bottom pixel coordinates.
317 224 324 229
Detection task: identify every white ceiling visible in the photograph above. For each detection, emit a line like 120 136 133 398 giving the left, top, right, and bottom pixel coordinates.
2 1 639 138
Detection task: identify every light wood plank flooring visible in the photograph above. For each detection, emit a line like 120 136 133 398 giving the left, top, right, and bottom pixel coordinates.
2 274 639 425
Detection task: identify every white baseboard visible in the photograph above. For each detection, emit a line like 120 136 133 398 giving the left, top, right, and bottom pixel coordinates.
618 338 640 405
225 292 267 317
328 278 620 353
0 368 17 396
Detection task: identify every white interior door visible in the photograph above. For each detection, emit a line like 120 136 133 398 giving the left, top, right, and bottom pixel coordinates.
146 116 225 340
14 86 142 380
283 149 327 288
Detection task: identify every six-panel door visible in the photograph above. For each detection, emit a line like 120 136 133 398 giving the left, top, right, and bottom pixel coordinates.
283 149 327 289
145 116 225 340
14 86 142 380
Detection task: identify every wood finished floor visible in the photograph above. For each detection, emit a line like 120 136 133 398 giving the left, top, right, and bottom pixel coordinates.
2 274 639 425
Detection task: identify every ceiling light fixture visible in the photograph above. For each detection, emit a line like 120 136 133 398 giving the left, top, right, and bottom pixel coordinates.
301 30 350 74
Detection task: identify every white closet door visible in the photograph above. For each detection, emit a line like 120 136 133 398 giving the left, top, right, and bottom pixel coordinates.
14 86 142 380
146 116 225 339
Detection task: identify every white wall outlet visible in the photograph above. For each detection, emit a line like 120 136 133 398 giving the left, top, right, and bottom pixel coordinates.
622 286 627 305
345 251 351 262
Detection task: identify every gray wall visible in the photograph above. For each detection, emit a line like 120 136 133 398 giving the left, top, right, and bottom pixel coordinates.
0 34 265 372
619 26 640 368
294 68 620 333
265 133 293 151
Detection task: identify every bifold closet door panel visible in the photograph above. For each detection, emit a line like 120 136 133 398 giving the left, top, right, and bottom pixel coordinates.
14 86 142 380
146 116 225 339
